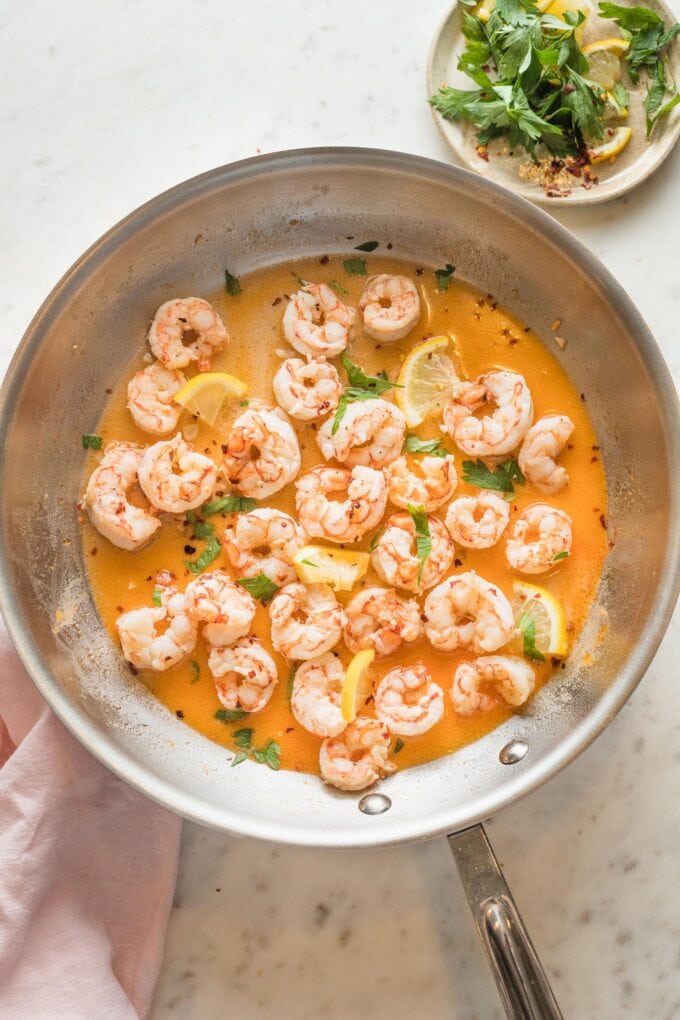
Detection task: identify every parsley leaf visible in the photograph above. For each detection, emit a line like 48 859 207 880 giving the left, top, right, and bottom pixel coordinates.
354 240 379 252
342 257 368 276
190 659 201 683
291 271 308 288
82 434 103 450
407 504 431 586
232 727 254 749
394 737 405 755
553 550 570 561
237 573 279 605
331 356 401 434
225 269 242 296
405 435 449 458
462 458 524 497
152 588 163 607
184 536 221 574
231 751 248 767
328 279 348 297
214 707 247 723
251 739 281 770
368 526 386 552
287 664 297 706
434 263 456 292
202 495 258 516
518 612 546 662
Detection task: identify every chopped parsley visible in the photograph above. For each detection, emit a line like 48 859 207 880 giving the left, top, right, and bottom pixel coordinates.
394 737 405 755
82 434 103 450
434 263 456 292
331 355 402 434
299 558 318 567
190 659 201 684
342 257 368 276
233 727 255 748
553 550 570 561
328 279 348 297
368 526 386 552
202 495 258 516
291 271 308 288
230 729 281 770
407 504 431 586
225 269 242 296
354 240 379 252
184 518 222 574
236 573 279 605
462 458 524 498
287 664 298 706
152 588 163 607
405 435 449 458
214 707 248 723
518 612 546 663
251 740 282 770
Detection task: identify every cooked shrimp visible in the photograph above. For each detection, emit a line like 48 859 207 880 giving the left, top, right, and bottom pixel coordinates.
83 441 160 551
358 274 420 342
224 508 307 587
343 586 423 657
184 570 256 646
209 636 278 714
317 397 406 469
375 664 444 736
272 357 341 421
290 652 346 737
283 283 356 359
222 406 301 499
319 718 395 792
384 454 458 512
148 297 228 371
423 571 514 653
445 492 510 549
518 414 575 494
450 655 535 715
443 371 533 457
138 433 217 513
116 585 197 671
295 465 387 543
269 582 345 660
505 503 572 574
127 361 186 436
371 511 454 592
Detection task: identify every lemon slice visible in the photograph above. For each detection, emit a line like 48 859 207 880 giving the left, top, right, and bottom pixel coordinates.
587 125 632 163
293 545 369 592
395 335 458 428
603 89 628 122
341 649 375 723
582 38 629 90
173 372 248 427
545 0 591 43
512 581 568 657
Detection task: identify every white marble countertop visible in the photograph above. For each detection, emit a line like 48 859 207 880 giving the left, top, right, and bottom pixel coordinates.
3 1 679 1017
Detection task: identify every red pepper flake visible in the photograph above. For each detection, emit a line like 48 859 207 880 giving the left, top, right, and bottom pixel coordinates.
454 558 463 568
509 338 518 346
319 254 330 265
415 268 424 276
221 444 228 454
476 145 490 162
592 445 600 451
599 513 607 530
272 296 282 307
129 664 138 676
105 387 113 395
175 709 184 719
590 456 598 463
386 242 393 250
90 547 98 556
285 726 295 733
580 393 586 402
551 656 561 667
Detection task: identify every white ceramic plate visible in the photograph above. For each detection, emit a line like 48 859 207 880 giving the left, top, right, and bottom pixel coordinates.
427 0 680 205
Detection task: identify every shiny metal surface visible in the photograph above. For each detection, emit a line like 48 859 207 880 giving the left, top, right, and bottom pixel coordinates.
449 825 564 1019
0 148 678 848
499 740 530 766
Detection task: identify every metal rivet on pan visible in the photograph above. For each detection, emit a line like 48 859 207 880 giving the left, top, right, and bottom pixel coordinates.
499 739 529 765
358 793 392 815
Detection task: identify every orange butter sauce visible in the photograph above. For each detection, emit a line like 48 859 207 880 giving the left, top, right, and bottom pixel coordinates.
82 255 608 776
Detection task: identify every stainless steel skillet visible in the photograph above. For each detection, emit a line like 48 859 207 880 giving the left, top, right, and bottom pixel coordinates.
0 149 678 1018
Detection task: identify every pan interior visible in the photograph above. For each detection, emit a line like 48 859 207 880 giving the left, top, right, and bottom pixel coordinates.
1 150 677 846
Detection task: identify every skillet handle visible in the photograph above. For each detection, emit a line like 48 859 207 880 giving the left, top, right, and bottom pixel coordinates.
448 823 563 1020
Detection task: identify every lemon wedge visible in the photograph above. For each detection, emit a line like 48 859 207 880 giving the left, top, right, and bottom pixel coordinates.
603 89 628 122
341 649 375 723
512 580 568 657
293 545 369 592
587 125 632 163
173 372 248 427
395 335 458 428
582 38 629 90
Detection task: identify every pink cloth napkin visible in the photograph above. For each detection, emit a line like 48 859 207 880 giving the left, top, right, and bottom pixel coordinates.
0 621 182 1019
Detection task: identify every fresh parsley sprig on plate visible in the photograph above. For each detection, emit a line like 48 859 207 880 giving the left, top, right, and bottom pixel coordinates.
331 354 402 434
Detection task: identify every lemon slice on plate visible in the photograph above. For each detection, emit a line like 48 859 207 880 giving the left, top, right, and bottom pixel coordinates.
395 335 458 428
582 38 629 90
587 125 632 163
512 581 568 657
603 89 628 122
474 0 551 22
341 649 375 723
293 545 369 592
173 372 248 426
